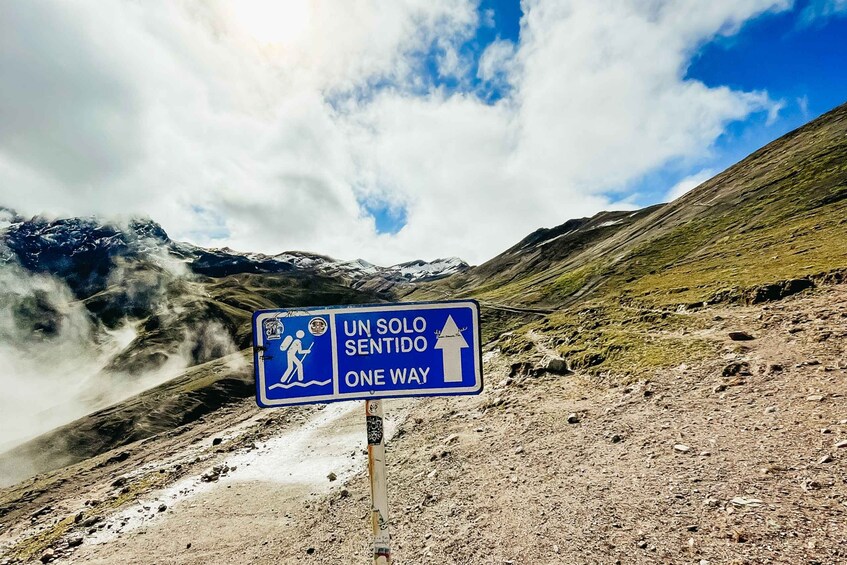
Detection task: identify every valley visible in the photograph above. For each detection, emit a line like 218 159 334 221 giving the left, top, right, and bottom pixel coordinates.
0 102 846 564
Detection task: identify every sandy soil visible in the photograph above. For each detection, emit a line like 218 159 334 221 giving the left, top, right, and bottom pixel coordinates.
1 285 846 565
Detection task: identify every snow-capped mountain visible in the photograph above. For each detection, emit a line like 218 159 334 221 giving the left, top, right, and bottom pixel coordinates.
0 212 469 299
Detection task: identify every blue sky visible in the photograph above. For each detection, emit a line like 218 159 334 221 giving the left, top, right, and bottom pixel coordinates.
370 0 847 233
3 0 846 264
633 0 847 204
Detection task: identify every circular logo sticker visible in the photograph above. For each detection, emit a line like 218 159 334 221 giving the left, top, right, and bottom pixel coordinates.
308 317 328 336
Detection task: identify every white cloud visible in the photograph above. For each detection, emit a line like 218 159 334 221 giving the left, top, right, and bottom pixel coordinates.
0 0 789 265
665 169 716 201
801 0 847 24
478 39 517 83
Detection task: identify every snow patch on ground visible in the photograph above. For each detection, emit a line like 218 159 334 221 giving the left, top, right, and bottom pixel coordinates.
87 400 410 545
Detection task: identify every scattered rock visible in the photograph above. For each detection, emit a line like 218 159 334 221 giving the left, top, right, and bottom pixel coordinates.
542 357 570 375
509 362 533 377
99 451 131 468
212 437 223 446
673 444 690 453
201 464 230 483
686 524 699 532
68 535 84 547
730 497 763 507
443 434 459 444
835 440 847 449
327 472 337 482
722 361 751 377
768 363 783 373
819 454 833 464
806 394 825 402
158 503 167 513
764 406 777 414
306 547 315 555
610 434 623 444
728 331 754 341
32 505 52 519
567 413 580 424
339 489 350 498
514 446 524 455
40 548 54 563
81 516 101 528
111 476 127 488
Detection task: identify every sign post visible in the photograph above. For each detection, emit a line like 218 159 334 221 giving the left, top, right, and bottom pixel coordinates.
366 399 390 563
252 300 483 562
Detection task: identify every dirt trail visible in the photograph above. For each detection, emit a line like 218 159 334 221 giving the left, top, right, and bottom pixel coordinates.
66 400 411 564
1 285 846 564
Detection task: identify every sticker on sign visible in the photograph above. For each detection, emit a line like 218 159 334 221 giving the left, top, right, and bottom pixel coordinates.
253 300 483 407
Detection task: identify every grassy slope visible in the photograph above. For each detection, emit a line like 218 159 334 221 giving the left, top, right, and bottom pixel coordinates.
412 102 847 377
414 102 847 311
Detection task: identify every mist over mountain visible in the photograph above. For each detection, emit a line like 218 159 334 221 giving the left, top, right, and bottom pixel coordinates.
0 213 466 458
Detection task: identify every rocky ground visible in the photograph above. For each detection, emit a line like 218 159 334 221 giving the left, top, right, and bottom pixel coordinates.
1 285 846 564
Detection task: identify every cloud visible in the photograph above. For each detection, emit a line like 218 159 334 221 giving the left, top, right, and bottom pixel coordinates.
665 169 717 201
477 39 516 84
800 0 847 25
0 0 787 265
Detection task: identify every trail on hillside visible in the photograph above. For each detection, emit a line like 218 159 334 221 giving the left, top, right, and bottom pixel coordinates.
2 285 846 564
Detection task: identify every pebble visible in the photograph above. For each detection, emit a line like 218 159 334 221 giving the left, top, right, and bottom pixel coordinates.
68 535 83 547
567 413 579 424
764 406 777 414
673 444 690 453
40 549 54 563
158 503 167 512
836 440 847 449
327 472 337 482
514 446 524 455
728 331 754 341
806 394 825 402
819 454 833 464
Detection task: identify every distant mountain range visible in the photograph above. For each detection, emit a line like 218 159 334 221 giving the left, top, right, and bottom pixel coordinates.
0 210 466 467
0 211 468 298
1 101 845 486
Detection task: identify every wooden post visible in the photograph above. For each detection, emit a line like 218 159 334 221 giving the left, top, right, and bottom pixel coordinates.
366 399 391 564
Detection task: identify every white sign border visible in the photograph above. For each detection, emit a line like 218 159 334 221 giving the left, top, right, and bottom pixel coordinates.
253 300 483 407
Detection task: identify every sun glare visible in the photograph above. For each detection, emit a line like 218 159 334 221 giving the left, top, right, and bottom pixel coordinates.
229 0 311 45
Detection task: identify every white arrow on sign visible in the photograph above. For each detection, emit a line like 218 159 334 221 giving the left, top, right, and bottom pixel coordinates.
434 315 469 383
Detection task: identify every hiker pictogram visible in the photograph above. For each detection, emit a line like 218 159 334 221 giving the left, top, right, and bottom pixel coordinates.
268 328 330 389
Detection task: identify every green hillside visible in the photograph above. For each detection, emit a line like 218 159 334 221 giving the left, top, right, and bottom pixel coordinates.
412 102 847 311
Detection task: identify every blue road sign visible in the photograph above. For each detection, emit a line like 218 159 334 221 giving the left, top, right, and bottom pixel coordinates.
253 300 482 407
